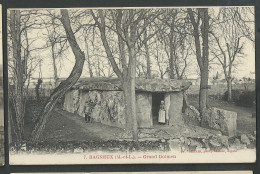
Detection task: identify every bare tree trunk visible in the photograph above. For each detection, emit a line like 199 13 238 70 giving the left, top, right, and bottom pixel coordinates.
227 78 232 101
10 10 24 145
199 9 209 119
30 9 85 143
51 43 58 87
144 27 151 79
169 40 175 79
84 37 93 78
145 42 151 79
188 8 209 123
199 69 208 120
128 46 138 141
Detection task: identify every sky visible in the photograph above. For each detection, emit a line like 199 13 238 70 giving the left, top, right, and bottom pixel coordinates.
9 7 255 84
31 35 255 81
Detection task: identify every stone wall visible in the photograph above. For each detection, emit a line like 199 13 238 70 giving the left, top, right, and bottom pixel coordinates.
63 90 154 128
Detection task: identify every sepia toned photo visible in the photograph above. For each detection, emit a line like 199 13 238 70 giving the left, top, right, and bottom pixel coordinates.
8 7 255 164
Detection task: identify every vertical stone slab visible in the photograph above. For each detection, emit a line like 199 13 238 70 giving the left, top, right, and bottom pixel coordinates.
209 107 237 137
169 92 184 125
63 90 77 113
88 91 102 122
77 90 89 117
99 91 126 128
136 93 153 128
164 93 170 121
72 90 80 114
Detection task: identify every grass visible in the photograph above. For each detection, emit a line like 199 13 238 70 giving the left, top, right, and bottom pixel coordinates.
188 95 256 136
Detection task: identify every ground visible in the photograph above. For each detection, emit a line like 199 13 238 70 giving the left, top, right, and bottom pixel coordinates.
40 109 123 142
24 108 219 143
15 94 255 152
21 95 256 143
188 95 256 135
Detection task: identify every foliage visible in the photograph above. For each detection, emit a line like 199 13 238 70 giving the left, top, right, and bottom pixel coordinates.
223 89 243 102
237 90 255 107
223 89 255 107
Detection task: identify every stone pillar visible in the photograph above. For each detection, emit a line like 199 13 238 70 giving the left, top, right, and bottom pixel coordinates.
136 93 153 128
77 91 89 117
63 90 77 113
164 93 170 123
169 92 184 126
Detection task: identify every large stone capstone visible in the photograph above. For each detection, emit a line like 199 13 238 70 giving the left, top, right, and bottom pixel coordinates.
72 78 191 93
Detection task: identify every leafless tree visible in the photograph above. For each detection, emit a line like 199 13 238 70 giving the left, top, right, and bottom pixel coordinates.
187 8 210 122
9 10 24 145
91 9 159 141
8 10 46 144
155 9 193 80
30 9 85 143
210 7 254 101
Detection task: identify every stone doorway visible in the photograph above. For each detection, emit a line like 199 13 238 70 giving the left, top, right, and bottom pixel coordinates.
152 92 165 125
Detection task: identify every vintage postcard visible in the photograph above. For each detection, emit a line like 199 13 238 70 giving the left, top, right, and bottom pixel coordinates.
8 6 255 164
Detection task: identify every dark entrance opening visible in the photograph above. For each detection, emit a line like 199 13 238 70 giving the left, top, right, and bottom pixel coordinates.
152 92 165 125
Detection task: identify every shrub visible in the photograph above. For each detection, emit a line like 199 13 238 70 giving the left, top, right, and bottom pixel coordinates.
223 89 243 102
237 90 255 107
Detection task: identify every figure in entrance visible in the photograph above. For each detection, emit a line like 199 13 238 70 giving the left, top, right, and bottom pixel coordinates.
158 100 166 124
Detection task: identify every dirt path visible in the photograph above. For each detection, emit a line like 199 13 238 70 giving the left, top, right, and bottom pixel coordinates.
40 109 124 143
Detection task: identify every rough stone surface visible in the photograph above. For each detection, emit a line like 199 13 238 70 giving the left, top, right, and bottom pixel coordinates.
63 90 80 113
169 139 181 151
241 134 250 145
77 91 89 117
218 135 229 148
183 105 201 126
64 90 126 128
203 107 237 137
136 93 153 128
73 78 191 92
63 78 190 129
164 93 171 121
230 138 246 150
64 90 164 128
169 92 184 125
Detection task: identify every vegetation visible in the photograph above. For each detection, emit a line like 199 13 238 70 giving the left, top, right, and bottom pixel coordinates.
8 7 254 145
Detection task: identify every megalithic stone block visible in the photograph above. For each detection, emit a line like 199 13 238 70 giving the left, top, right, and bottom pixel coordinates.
208 107 237 137
169 92 184 125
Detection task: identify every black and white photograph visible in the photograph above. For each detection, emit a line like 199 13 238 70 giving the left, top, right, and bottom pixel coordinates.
8 6 255 164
